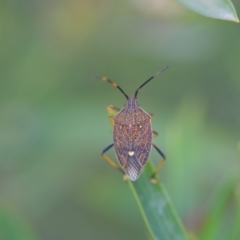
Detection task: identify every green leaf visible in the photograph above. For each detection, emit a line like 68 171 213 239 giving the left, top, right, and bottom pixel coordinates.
128 163 188 240
176 0 239 22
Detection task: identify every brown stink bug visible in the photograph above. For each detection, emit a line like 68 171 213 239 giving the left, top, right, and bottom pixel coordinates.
97 66 169 181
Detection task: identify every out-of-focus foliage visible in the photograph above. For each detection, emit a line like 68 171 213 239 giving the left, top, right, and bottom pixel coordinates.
1 1 240 239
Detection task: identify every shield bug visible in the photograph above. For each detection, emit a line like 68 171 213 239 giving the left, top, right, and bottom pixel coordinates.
97 66 169 181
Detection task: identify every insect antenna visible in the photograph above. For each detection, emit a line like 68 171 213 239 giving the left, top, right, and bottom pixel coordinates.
96 76 128 100
134 66 169 99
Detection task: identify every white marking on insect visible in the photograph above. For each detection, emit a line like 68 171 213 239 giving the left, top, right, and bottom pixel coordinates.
128 151 134 156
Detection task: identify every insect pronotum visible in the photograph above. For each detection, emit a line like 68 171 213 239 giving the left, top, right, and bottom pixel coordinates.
98 66 169 181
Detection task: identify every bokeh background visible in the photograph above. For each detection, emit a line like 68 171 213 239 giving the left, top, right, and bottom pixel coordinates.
1 0 240 239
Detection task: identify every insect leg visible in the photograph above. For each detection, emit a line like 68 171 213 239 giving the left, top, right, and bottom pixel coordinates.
101 143 125 175
108 105 121 112
150 143 166 181
107 105 121 127
152 130 158 138
149 112 159 137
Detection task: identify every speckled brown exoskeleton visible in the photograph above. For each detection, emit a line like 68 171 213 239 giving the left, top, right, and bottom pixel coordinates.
97 66 169 181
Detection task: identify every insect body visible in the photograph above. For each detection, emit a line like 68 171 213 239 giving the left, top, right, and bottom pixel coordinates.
113 97 152 180
98 66 169 181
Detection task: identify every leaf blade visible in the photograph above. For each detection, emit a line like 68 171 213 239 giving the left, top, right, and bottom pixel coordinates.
176 0 239 22
128 162 188 240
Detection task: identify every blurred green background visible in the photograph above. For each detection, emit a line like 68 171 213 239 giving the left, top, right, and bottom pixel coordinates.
1 1 240 239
